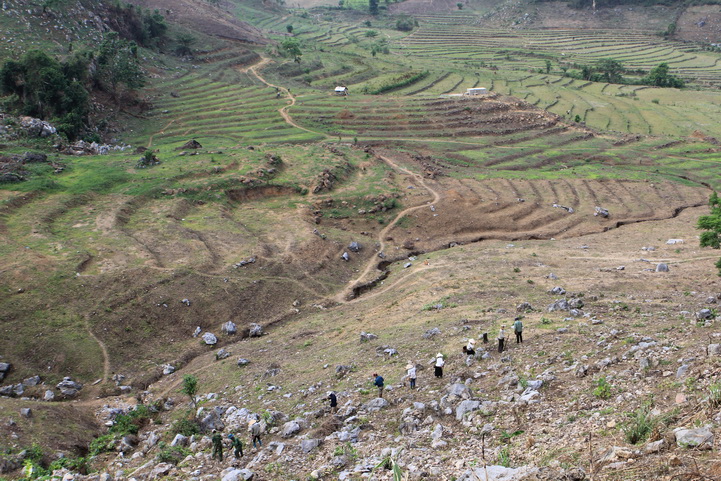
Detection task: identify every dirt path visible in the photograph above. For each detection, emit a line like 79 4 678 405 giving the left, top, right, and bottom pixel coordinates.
244 59 333 139
147 119 176 149
84 315 111 384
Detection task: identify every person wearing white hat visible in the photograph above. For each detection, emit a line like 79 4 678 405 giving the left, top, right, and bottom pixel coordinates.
248 419 262 448
433 353 445 378
402 362 417 389
466 338 476 357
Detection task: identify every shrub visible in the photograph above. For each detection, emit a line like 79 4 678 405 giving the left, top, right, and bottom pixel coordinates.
593 377 612 399
623 403 655 444
155 442 190 465
89 434 115 456
172 418 200 437
109 405 151 436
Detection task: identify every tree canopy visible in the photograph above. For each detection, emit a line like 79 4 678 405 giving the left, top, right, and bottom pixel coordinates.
698 192 721 275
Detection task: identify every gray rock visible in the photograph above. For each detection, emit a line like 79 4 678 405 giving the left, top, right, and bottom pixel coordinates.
221 468 254 481
676 364 690 379
222 321 237 335
550 286 566 295
708 344 721 357
192 326 201 337
675 427 713 449
199 408 225 432
149 462 173 479
300 438 321 453
423 327 441 339
22 375 40 387
162 364 175 375
594 206 609 218
0 362 12 373
281 420 302 438
526 380 543 390
20 407 32 418
170 434 188 447
547 273 558 280
248 323 263 337
557 327 569 334
655 263 669 272
341 252 350 261
359 332 378 342
0 385 13 396
361 398 389 412
447 383 472 400
202 332 217 345
569 298 584 309
348 241 361 252
216 348 230 360
237 358 250 366
43 390 55 401
335 365 353 378
56 377 82 398
516 302 533 312
455 400 481 421
13 384 24 396
697 309 714 321
458 465 538 481
644 439 665 454
548 299 570 312
498 373 519 389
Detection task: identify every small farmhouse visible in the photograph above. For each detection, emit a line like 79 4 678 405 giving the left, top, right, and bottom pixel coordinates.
334 86 349 96
465 87 487 96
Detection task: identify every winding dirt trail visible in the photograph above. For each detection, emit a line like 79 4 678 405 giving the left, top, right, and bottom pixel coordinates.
84 315 111 384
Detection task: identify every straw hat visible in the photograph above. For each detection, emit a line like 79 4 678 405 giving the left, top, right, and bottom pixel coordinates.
248 419 257 427
405 362 414 369
436 352 443 358
468 338 476 345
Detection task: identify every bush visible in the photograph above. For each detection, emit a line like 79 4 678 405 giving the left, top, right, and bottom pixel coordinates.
172 418 200 437
155 442 190 465
109 405 152 436
593 377 612 399
623 403 656 444
89 434 115 456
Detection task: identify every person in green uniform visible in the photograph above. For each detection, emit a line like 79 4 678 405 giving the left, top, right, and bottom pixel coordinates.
228 433 243 458
211 429 223 461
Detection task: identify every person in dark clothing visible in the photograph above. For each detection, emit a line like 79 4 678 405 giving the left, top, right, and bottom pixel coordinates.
228 433 243 458
211 429 223 461
373 373 384 398
328 391 338 413
498 325 506 353
513 317 523 344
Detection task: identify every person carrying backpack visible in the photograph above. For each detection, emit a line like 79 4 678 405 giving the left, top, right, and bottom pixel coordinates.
513 317 523 344
372 373 384 398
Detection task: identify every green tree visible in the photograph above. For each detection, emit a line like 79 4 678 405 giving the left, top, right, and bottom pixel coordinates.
281 38 302 63
596 58 624 83
545 59 552 74
175 33 195 56
642 63 684 88
286 24 293 33
180 374 199 409
96 32 145 99
698 192 721 274
457 2 463 8
338 0 344 7
369 0 379 15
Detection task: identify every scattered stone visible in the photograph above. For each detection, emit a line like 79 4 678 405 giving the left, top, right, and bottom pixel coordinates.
594 206 609 218
655 263 669 272
516 302 533 312
696 309 714 321
56 377 82 398
348 241 361 252
216 349 230 360
361 398 389 412
360 332 378 342
676 364 690 378
222 321 237 335
548 299 570 312
708 344 721 356
675 427 714 450
550 286 566 295
181 298 191 306
423 327 441 339
192 326 201 338
335 365 353 378
237 358 250 366
553 203 574 213
281 420 302 437
43 390 55 402
180 139 202 149
162 364 175 375
22 375 40 387
202 332 217 345
233 257 256 268
666 239 683 245
20 408 31 418
248 323 263 337
341 252 350 261
149 462 173 479
170 434 188 447
458 465 538 481
301 438 322 453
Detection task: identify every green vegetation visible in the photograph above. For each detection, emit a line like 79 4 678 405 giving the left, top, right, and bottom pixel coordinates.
593 377 613 399
181 375 199 409
698 192 721 274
